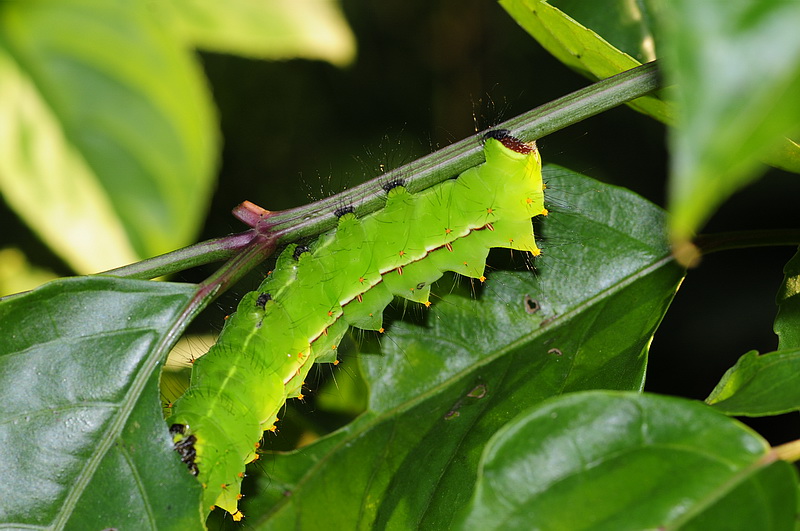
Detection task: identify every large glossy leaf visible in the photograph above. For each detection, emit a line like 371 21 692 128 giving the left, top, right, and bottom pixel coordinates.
656 0 800 243
158 0 356 66
217 166 685 529
0 0 217 273
456 392 798 530
0 277 203 530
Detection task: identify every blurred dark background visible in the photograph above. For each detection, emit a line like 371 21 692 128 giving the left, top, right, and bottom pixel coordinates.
4 0 798 443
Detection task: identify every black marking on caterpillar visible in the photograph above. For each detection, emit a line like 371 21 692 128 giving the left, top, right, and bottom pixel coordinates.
170 423 199 476
255 292 271 310
381 178 406 193
334 205 356 218
166 132 545 519
292 244 310 260
484 128 512 141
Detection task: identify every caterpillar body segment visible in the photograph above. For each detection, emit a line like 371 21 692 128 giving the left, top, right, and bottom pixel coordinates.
167 131 545 519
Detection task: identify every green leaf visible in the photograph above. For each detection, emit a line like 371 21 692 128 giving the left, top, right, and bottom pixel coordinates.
499 1 800 197
0 0 218 273
499 0 673 123
657 0 800 242
706 350 800 417
706 249 800 417
455 391 797 530
775 248 800 350
0 277 203 530
217 167 686 529
159 0 356 66
549 0 657 64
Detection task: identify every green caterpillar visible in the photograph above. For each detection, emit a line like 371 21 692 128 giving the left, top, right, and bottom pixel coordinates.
167 130 546 520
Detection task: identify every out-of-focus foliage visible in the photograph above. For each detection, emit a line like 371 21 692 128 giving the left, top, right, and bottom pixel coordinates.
0 0 354 275
500 0 800 245
0 247 56 296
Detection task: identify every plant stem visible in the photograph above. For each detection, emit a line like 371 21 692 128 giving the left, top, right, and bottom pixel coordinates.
101 62 663 281
158 234 278 381
256 61 663 244
694 230 800 255
193 233 277 308
98 231 257 280
773 438 800 462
